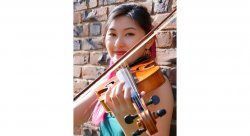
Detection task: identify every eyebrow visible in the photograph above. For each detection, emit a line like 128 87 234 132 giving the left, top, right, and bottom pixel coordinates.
109 27 136 31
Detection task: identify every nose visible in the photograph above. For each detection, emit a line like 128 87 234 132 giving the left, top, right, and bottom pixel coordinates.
114 36 125 48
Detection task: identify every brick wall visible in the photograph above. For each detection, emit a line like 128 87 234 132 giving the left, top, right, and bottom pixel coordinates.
73 0 177 135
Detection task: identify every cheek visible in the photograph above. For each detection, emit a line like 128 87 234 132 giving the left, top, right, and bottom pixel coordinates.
126 34 145 48
105 39 114 56
124 39 138 50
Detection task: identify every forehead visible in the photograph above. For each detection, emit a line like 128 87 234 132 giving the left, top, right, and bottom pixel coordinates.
108 16 141 30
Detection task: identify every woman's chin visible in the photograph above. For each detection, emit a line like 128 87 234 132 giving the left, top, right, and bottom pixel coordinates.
113 55 124 62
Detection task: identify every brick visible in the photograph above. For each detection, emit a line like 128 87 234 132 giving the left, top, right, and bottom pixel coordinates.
74 1 87 11
170 31 177 48
82 37 103 50
115 0 126 3
82 23 89 37
141 0 153 14
128 0 145 1
88 0 97 8
108 5 116 15
152 14 176 31
101 22 107 36
74 12 82 24
98 52 110 65
90 51 103 65
74 79 88 95
90 51 109 65
172 0 177 10
98 0 104 5
74 66 82 78
72 23 92 37
154 0 169 13
90 22 101 36
82 7 108 21
161 66 176 85
156 48 176 65
156 31 173 48
172 31 176 48
81 65 106 80
88 79 94 84
152 13 170 26
74 25 83 37
95 7 108 21
99 0 116 5
73 51 89 65
73 40 81 51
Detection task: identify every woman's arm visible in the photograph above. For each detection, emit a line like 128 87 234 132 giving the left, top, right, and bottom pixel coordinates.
73 88 97 129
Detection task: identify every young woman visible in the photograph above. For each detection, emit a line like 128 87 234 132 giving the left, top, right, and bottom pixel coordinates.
74 4 174 136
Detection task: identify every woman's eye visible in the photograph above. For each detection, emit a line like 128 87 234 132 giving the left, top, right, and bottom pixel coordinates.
125 33 135 36
108 33 116 37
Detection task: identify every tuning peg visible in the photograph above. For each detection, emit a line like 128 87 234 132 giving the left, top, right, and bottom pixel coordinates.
146 95 160 106
124 114 138 124
132 128 146 136
156 109 166 117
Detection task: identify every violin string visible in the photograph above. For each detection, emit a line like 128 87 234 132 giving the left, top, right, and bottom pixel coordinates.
119 67 141 111
124 67 144 112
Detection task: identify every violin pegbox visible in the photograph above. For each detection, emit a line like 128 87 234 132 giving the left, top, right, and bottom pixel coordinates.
124 95 167 136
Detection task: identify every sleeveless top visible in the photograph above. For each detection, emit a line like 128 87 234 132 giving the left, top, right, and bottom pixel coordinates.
100 113 125 136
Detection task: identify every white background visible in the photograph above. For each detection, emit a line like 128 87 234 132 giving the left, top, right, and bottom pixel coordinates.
0 0 250 135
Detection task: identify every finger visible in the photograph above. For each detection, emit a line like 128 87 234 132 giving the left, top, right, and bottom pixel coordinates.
109 83 120 106
115 81 125 98
104 87 112 104
124 86 133 107
115 81 127 106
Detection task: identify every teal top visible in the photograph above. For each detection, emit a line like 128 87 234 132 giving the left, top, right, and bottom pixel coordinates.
100 113 125 136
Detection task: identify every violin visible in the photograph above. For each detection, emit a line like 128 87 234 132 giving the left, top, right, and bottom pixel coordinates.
95 59 165 110
95 58 167 135
74 8 176 136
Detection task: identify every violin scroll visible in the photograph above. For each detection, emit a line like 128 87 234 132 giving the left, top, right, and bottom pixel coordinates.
124 95 167 136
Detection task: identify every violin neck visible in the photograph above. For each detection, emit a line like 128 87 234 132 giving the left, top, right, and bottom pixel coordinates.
116 66 144 112
116 66 138 96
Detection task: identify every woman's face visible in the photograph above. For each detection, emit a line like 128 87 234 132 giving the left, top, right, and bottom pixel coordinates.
105 16 146 64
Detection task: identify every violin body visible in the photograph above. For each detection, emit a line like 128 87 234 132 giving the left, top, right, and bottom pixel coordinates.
95 59 167 135
95 59 165 112
130 59 165 94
